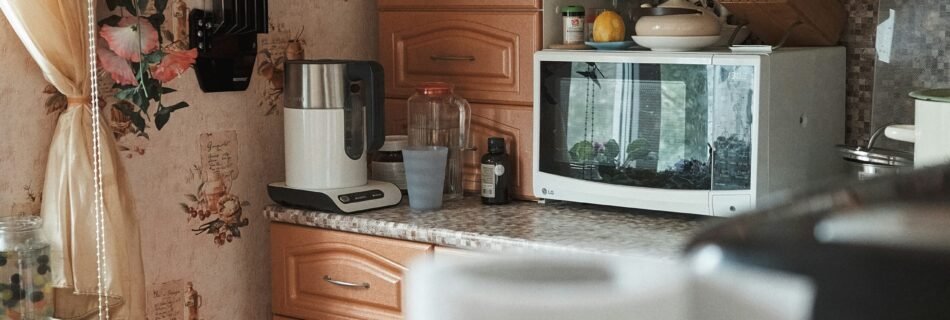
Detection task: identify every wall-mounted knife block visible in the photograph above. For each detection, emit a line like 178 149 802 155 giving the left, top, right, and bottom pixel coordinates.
189 0 268 92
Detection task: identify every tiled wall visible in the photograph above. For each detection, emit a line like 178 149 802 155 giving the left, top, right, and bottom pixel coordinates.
870 0 950 151
842 0 879 146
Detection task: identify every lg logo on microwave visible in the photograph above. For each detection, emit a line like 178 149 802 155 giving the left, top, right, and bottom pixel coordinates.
541 188 555 196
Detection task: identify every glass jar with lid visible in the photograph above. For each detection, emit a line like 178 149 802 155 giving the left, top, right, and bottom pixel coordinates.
0 216 54 319
407 82 472 201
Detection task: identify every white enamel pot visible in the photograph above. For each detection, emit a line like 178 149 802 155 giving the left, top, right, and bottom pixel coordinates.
884 89 950 168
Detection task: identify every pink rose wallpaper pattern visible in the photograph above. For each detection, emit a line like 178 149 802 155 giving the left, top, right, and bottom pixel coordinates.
99 0 196 158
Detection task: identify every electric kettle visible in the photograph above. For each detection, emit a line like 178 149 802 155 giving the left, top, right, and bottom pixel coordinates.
268 60 402 213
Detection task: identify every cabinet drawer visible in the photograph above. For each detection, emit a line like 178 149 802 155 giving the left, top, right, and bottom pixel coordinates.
379 11 540 105
379 0 541 10
433 246 495 263
271 224 433 320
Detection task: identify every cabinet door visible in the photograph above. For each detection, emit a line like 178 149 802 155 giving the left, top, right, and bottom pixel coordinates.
465 103 535 199
271 224 433 320
384 98 408 136
379 11 540 105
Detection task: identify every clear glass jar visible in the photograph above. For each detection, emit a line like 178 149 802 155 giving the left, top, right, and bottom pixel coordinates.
407 82 472 201
0 216 54 319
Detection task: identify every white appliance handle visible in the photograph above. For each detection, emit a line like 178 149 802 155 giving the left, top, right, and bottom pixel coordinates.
885 124 916 143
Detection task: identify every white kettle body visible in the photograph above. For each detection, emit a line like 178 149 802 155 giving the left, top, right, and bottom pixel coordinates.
285 108 367 189
282 60 386 190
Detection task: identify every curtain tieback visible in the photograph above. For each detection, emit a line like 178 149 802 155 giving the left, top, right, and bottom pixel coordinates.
67 96 93 107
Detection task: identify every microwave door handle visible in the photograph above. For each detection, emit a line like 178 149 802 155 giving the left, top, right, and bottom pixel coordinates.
708 142 715 188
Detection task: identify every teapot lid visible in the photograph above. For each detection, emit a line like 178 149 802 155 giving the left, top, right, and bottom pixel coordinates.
658 0 703 9
416 82 453 96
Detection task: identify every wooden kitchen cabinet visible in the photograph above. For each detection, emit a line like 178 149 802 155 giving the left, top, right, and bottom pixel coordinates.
379 11 540 105
379 2 541 199
378 0 541 10
271 223 434 320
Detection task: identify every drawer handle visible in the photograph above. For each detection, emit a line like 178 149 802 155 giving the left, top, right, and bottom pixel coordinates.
323 275 370 289
430 55 476 62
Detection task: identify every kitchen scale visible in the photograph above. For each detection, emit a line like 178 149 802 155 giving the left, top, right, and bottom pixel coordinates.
268 60 402 214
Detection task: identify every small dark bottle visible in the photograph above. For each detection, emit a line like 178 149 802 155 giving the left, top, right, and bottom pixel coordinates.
481 137 511 205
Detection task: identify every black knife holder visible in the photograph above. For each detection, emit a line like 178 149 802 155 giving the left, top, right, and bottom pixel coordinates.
189 0 268 92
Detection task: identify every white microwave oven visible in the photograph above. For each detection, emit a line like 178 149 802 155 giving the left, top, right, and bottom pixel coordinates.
533 48 846 216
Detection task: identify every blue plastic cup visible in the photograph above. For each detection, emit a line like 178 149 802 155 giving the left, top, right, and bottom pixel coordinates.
402 146 449 211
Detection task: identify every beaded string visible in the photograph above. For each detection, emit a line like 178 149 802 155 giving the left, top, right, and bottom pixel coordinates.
85 0 110 317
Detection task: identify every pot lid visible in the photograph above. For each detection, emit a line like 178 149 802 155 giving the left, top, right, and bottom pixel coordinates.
837 145 914 167
815 205 950 251
910 89 950 103
379 135 408 152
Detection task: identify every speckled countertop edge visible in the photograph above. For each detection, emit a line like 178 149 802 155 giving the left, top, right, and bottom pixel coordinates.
265 205 606 255
264 198 710 260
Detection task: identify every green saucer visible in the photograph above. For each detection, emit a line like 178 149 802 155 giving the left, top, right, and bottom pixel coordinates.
910 89 950 103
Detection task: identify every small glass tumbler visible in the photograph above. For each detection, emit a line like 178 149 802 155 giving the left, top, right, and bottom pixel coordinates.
402 146 449 211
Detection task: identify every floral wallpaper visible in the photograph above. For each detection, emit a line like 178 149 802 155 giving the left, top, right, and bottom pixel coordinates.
98 0 197 158
181 131 251 246
0 0 377 319
257 23 307 116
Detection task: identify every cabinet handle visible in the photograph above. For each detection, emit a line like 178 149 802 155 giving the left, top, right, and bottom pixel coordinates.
323 275 370 289
430 55 476 62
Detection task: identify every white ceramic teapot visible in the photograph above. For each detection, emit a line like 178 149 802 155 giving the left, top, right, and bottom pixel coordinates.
635 0 721 37
884 89 950 168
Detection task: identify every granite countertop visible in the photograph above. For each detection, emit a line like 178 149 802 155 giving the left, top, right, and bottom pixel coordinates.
264 197 716 260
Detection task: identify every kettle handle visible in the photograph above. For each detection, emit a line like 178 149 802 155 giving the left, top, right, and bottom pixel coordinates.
348 61 386 152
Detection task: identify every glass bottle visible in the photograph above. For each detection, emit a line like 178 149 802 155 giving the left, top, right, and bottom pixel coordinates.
407 82 472 201
481 137 511 205
0 216 53 319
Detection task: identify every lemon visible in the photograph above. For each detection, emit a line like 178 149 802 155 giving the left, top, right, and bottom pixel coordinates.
592 11 625 42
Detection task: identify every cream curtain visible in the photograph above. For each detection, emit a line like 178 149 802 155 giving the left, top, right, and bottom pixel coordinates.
0 1 145 319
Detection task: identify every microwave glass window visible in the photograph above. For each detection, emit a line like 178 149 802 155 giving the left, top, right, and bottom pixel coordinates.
538 61 755 191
